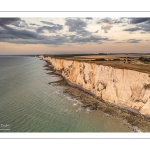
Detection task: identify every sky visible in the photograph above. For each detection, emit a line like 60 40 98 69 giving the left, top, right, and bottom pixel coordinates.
0 17 150 54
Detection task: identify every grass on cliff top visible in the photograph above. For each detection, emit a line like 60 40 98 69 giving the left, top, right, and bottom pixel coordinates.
90 61 150 74
63 54 150 74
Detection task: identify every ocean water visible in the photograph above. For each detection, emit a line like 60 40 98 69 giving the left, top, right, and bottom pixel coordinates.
0 56 132 132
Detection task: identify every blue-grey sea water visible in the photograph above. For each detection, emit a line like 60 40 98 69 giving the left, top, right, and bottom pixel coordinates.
0 56 133 132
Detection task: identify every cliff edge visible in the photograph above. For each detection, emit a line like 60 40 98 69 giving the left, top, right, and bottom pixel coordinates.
41 56 150 116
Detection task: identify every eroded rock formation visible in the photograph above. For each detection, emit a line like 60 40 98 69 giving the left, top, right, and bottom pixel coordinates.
42 56 150 115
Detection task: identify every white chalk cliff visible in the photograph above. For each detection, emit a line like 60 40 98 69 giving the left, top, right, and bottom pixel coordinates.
42 56 150 116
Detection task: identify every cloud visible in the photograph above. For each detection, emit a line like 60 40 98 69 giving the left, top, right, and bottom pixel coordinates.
0 18 111 46
98 19 115 33
29 23 40 26
0 23 110 45
12 20 28 28
0 25 67 45
0 18 28 29
76 29 91 36
97 18 127 24
97 18 113 24
123 19 150 33
68 35 109 44
41 21 56 26
3 35 67 45
65 18 87 32
126 39 141 43
0 25 38 39
115 42 124 44
37 21 64 33
115 39 142 44
37 25 63 33
101 24 113 33
65 18 92 36
140 32 147 34
129 18 150 24
85 17 93 20
129 32 135 34
0 18 21 26
136 21 150 32
123 27 141 31
113 19 125 24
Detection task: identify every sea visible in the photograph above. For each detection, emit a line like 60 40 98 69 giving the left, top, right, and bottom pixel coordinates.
0 56 136 132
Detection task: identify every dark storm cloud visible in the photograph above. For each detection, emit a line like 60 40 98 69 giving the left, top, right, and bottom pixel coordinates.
0 23 110 45
137 21 150 32
0 18 21 26
0 25 67 45
123 27 141 31
0 18 111 45
0 25 38 39
0 18 28 28
4 35 67 45
123 19 150 33
129 18 150 24
36 25 63 33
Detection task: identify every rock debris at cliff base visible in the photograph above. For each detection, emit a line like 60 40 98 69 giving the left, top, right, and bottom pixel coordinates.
42 56 150 116
42 56 150 132
52 75 150 132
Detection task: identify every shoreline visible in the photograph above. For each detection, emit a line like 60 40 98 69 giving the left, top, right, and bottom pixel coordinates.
43 59 150 132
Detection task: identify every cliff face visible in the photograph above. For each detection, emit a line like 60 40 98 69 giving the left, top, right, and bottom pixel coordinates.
42 56 150 115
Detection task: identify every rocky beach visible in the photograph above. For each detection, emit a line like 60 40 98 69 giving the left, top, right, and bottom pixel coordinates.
42 56 150 132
